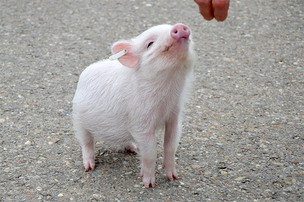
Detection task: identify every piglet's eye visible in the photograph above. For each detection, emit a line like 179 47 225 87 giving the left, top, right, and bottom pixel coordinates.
147 41 154 48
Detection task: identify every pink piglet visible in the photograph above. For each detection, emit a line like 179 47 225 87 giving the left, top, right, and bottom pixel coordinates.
72 23 196 188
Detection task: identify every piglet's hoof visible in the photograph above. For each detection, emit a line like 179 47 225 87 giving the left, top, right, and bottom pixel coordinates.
83 158 95 172
124 143 138 154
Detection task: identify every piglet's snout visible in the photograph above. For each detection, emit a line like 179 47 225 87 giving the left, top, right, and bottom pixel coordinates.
170 24 190 41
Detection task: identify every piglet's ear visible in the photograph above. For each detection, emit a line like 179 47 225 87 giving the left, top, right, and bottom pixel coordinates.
111 41 139 68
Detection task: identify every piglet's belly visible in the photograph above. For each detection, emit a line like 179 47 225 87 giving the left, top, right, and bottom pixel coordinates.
88 123 133 146
75 110 133 145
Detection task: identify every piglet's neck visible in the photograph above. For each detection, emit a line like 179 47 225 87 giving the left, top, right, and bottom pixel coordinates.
136 64 190 96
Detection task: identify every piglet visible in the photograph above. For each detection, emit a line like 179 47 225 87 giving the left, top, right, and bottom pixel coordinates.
72 23 196 188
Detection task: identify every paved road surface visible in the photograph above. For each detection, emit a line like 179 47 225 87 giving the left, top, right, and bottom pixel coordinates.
1 0 303 201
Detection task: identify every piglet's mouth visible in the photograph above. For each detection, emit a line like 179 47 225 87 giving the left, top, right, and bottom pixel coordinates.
163 43 174 52
163 40 189 52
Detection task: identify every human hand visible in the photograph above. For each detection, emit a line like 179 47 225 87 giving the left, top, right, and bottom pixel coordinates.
194 0 230 21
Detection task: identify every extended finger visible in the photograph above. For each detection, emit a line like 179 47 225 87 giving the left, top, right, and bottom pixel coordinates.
213 0 229 21
194 0 214 21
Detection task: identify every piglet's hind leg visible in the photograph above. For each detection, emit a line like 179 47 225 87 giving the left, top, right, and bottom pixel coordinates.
82 138 95 171
75 127 95 171
124 142 138 154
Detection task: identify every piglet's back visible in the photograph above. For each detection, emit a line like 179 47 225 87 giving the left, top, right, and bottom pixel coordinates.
73 59 131 105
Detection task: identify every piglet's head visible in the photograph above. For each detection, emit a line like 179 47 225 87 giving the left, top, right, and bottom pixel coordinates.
111 23 195 74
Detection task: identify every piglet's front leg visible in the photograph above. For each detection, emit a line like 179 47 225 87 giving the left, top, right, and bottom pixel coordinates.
136 132 157 188
163 114 181 181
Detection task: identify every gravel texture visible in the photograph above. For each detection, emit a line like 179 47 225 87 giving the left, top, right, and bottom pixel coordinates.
0 0 303 201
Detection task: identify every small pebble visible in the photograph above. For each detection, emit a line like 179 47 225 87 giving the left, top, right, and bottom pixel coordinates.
25 141 31 145
235 177 244 181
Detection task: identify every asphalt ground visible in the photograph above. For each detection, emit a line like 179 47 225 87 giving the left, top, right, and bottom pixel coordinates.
0 0 303 201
